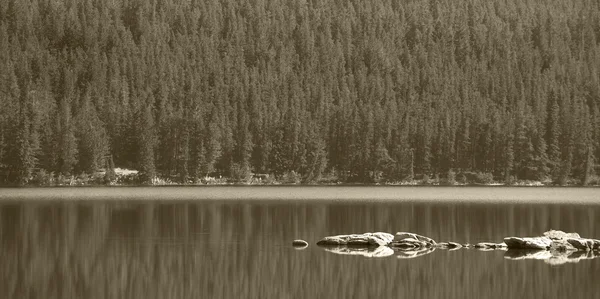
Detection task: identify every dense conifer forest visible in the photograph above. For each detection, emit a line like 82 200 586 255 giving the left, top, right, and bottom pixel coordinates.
0 0 599 185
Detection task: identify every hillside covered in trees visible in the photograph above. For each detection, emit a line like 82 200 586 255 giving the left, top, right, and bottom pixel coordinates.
0 0 599 185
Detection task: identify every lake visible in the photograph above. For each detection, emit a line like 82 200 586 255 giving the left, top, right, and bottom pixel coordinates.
0 186 599 298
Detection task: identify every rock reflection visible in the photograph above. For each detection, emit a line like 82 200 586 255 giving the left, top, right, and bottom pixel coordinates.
504 249 600 265
323 246 395 258
396 247 435 259
320 245 437 259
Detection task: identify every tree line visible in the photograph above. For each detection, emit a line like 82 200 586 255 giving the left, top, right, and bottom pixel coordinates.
0 0 599 185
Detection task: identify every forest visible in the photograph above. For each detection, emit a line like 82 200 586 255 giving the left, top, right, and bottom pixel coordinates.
0 0 599 185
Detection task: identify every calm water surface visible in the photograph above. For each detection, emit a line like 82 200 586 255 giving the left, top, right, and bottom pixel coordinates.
0 187 599 298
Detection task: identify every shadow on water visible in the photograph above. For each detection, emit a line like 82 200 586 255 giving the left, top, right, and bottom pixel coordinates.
0 191 599 298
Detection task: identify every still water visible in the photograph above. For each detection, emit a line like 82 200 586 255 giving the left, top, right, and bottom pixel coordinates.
0 187 599 298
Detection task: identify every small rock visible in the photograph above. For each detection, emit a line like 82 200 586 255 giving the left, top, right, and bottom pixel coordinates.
292 239 309 247
504 236 552 250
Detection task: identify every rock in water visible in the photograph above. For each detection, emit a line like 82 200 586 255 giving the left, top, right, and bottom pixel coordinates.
504 237 552 250
316 232 394 246
394 232 437 246
390 232 437 250
292 239 309 247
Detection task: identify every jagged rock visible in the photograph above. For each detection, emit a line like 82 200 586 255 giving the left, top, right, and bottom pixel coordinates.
323 246 395 258
394 232 436 246
504 236 552 250
544 230 580 240
292 239 308 247
316 232 394 246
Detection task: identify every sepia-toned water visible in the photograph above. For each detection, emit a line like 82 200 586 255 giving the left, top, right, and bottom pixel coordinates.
0 187 599 298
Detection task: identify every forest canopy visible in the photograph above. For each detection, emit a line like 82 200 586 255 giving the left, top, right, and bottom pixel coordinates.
0 0 599 185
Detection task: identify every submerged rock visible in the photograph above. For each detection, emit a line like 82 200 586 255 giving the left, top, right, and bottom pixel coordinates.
316 232 394 246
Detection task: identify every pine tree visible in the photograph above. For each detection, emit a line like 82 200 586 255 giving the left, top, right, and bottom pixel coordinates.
58 98 78 176
504 134 515 183
546 93 561 176
137 105 157 183
75 91 109 174
12 114 36 185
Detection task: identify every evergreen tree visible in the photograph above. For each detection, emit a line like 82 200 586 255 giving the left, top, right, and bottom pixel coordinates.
137 105 157 183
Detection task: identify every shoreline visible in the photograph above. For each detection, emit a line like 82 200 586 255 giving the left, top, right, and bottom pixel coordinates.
1 180 598 188
1 185 599 204
1 183 599 188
